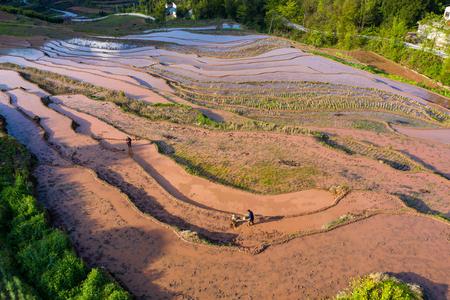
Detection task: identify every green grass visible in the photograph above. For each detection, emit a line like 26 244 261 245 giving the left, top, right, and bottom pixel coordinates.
336 273 423 300
70 15 151 36
0 5 63 23
322 214 355 230
170 146 319 194
0 126 130 300
351 120 388 133
0 16 74 38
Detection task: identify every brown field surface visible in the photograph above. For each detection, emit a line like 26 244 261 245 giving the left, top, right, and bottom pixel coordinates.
0 27 449 299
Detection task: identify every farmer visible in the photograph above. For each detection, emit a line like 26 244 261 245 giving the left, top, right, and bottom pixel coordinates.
246 209 255 226
126 136 133 156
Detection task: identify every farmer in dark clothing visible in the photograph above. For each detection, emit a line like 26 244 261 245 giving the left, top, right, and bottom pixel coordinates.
126 137 133 156
247 209 255 226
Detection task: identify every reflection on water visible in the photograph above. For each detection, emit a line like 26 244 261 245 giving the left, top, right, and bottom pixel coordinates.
0 48 44 60
66 38 136 50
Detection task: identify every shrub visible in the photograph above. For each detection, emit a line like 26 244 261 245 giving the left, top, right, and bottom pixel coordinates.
17 230 71 280
0 201 11 231
8 213 49 248
41 251 87 299
336 273 423 300
0 275 38 300
196 112 220 127
77 268 131 300
4 191 40 222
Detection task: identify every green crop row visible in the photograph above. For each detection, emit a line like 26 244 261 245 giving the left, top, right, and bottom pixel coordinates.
173 82 449 125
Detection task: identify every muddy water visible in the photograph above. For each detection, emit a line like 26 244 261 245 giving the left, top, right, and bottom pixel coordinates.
0 70 47 96
0 92 67 166
1 45 450 299
0 48 44 60
394 125 450 145
0 56 168 103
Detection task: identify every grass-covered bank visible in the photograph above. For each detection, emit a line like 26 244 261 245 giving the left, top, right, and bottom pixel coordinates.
0 117 131 299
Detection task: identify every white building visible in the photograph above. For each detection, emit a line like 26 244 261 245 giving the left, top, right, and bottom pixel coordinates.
417 6 450 49
444 6 450 21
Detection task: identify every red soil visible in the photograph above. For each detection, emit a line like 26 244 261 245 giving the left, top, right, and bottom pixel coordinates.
1 32 449 299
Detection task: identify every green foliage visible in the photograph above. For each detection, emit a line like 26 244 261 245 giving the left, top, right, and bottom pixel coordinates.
77 269 131 300
196 112 221 127
336 273 423 300
41 251 87 299
0 132 130 299
351 120 387 133
8 213 49 248
0 274 39 300
161 0 448 86
0 5 63 23
0 135 33 190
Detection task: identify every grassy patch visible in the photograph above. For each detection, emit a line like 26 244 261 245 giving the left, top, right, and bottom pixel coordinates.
170 146 319 194
0 5 63 23
351 120 388 133
70 15 151 36
322 214 356 230
0 13 74 38
336 273 423 300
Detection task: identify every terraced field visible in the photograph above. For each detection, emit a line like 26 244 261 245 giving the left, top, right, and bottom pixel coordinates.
0 28 449 299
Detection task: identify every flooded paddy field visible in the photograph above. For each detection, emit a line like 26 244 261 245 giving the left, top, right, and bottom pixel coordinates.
1 27 449 299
